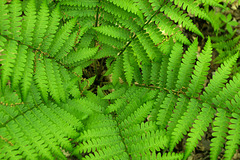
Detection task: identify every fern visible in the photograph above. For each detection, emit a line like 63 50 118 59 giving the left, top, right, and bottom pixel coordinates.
0 0 239 159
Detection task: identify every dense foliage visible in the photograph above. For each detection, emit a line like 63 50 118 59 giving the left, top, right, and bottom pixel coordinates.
0 0 239 159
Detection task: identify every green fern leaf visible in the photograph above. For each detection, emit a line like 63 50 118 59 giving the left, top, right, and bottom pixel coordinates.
55 31 78 60
131 39 150 64
107 0 140 17
0 40 17 91
40 4 61 52
48 17 77 57
224 113 240 160
136 31 159 59
166 94 189 136
112 56 124 85
119 100 154 129
21 0 37 46
210 108 230 160
0 0 10 36
44 58 60 103
34 58 48 103
184 103 215 160
176 38 198 90
166 42 183 90
201 53 238 102
141 63 152 85
93 25 131 41
187 37 212 98
212 73 240 108
157 93 178 129
32 0 49 48
129 130 169 158
169 98 200 151
64 47 99 65
52 61 66 103
170 0 211 22
8 0 22 41
150 58 161 86
20 48 35 101
160 2 203 37
11 45 27 90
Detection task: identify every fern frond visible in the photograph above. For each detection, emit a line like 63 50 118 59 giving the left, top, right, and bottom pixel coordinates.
150 59 161 86
136 30 159 59
21 0 37 46
100 35 125 49
135 0 156 21
224 113 240 160
34 58 48 103
123 49 134 86
121 121 158 138
166 42 183 90
52 61 66 103
176 38 198 90
129 130 169 159
184 103 216 160
93 25 131 41
0 40 17 91
158 152 184 160
141 63 152 85
144 22 165 46
187 37 212 98
119 100 154 129
201 53 238 102
169 98 200 151
170 0 211 22
63 47 99 65
106 0 140 17
0 99 82 159
84 143 129 160
210 108 230 160
59 65 80 99
160 2 203 37
55 31 78 60
131 39 150 64
0 0 10 36
212 72 240 108
157 93 178 129
11 45 27 90
8 0 22 41
20 48 35 101
40 4 61 52
44 58 60 103
226 90 240 114
166 95 189 136
32 0 49 48
112 56 124 85
48 17 77 57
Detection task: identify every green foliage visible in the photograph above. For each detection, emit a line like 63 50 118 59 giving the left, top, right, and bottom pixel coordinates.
0 0 239 160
